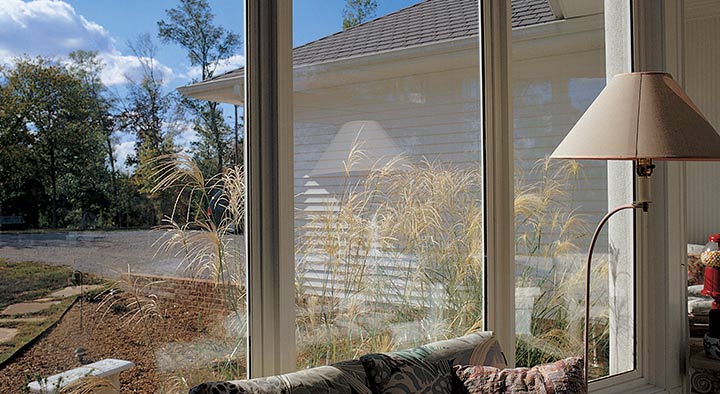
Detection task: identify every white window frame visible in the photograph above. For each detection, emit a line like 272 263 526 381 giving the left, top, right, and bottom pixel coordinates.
244 0 295 378
243 0 689 390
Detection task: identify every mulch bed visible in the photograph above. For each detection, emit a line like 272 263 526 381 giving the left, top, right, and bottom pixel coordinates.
0 297 218 393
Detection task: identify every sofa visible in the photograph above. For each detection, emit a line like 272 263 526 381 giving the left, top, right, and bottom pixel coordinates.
188 331 584 394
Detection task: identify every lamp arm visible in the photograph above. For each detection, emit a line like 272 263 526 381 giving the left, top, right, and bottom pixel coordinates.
583 201 647 383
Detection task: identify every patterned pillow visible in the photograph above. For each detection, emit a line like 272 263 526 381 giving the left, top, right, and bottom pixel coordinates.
688 253 704 285
454 357 585 394
360 350 453 394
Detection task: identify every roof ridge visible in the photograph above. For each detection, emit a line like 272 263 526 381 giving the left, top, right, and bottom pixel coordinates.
292 0 432 54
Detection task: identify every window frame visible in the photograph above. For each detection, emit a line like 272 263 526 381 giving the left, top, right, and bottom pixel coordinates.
243 0 688 391
244 0 295 377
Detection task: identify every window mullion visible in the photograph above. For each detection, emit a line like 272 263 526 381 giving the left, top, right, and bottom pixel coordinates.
244 0 295 378
480 0 515 365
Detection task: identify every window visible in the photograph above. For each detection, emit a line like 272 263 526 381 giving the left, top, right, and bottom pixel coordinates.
1 1 691 392
292 0 486 369
510 2 636 380
244 0 686 392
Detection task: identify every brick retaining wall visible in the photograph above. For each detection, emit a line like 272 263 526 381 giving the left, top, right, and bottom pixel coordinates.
122 273 244 312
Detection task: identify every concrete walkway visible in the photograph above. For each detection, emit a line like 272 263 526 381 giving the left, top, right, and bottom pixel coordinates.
0 285 102 345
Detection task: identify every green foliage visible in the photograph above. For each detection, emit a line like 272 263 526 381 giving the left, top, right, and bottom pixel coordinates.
183 99 233 178
343 0 378 30
158 0 240 81
0 55 115 228
0 2 242 230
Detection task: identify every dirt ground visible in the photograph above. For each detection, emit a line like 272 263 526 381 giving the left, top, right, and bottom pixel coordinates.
0 297 226 394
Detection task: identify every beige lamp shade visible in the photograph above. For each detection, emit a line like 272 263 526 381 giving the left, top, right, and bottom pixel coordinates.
550 72 720 161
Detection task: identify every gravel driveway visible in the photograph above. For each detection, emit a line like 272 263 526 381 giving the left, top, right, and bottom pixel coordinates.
0 230 245 278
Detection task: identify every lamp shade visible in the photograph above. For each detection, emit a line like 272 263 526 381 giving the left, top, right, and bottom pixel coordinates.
550 72 720 160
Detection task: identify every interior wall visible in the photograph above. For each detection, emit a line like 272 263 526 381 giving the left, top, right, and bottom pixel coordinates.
684 0 720 244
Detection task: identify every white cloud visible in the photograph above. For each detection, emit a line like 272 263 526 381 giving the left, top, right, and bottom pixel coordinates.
0 0 113 60
0 0 175 87
170 120 198 151
184 54 245 81
98 52 175 86
113 140 135 173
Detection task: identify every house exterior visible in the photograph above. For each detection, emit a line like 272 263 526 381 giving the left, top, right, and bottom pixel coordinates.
180 0 608 250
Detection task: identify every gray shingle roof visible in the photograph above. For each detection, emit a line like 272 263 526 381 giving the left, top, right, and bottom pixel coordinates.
201 0 556 84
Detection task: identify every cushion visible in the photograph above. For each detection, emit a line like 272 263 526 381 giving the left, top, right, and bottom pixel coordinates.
359 332 505 394
689 284 706 297
361 350 453 394
406 332 507 368
688 253 704 285
453 357 585 394
188 360 372 394
689 296 713 316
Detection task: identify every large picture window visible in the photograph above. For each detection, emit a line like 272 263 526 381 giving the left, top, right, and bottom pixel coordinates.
292 0 486 368
7 0 692 391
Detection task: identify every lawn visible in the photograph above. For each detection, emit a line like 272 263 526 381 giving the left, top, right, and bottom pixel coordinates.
0 259 104 366
0 260 75 310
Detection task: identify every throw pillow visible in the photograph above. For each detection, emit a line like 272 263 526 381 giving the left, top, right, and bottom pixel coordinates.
360 351 453 394
454 357 585 394
688 253 704 285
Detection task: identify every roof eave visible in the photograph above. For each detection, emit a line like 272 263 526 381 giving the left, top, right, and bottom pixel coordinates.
177 77 244 105
177 15 603 105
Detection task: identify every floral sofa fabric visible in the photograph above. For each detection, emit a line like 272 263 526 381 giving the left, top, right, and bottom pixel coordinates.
360 332 507 394
188 331 505 394
454 357 585 394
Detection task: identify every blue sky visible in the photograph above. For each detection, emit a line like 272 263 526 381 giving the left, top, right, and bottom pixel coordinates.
0 0 417 168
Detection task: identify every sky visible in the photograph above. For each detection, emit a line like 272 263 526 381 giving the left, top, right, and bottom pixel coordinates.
0 0 418 169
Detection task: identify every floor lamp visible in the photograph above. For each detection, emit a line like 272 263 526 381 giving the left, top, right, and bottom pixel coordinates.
549 72 720 384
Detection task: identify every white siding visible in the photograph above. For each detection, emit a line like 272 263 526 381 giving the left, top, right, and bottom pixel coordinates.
684 1 720 244
293 23 608 300
513 49 608 251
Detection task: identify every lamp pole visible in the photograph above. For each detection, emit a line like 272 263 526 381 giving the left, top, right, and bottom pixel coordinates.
582 201 647 382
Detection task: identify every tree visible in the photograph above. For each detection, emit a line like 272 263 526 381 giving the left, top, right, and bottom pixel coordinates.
119 34 178 223
0 72 44 227
121 35 176 177
342 0 378 30
158 0 241 176
68 50 119 226
0 57 111 228
182 97 233 176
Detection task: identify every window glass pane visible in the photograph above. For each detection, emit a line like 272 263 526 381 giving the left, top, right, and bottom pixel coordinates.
293 1 484 369
0 2 247 391
511 2 635 379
